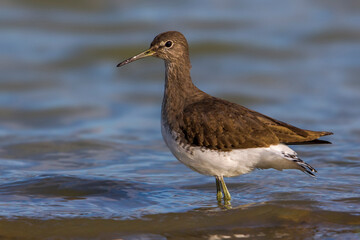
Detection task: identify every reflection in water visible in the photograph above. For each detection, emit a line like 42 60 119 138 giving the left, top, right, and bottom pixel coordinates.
0 0 359 239
0 175 134 198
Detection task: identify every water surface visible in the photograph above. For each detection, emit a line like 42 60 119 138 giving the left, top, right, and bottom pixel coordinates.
0 0 359 239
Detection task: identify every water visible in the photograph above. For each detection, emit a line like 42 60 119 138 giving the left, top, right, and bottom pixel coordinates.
0 0 359 239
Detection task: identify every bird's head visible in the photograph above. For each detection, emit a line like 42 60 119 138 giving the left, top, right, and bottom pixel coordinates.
117 31 190 67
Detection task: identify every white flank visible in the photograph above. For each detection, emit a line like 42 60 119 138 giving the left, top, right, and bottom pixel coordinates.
161 126 305 177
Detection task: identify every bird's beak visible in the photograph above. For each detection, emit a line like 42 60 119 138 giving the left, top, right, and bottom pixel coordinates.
117 48 155 67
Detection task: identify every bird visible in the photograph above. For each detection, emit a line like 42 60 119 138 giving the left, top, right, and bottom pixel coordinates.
117 31 333 204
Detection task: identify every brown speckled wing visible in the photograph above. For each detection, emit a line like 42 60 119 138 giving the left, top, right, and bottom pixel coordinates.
180 97 280 150
180 97 333 150
248 109 333 144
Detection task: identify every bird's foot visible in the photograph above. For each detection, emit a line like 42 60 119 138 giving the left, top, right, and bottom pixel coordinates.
216 191 223 202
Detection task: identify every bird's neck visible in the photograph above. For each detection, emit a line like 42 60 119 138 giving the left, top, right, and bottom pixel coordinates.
164 60 197 98
161 60 199 131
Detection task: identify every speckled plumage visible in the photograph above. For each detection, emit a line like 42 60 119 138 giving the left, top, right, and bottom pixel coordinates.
117 31 333 203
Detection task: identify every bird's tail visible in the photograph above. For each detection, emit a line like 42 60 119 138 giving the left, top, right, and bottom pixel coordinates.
292 158 317 177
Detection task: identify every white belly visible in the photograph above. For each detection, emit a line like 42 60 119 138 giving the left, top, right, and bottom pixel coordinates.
161 125 302 177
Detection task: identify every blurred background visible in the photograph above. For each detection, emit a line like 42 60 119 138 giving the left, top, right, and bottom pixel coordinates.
0 0 359 239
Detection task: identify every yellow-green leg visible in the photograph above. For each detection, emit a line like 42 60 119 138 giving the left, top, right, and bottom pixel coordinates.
215 176 223 202
219 176 231 201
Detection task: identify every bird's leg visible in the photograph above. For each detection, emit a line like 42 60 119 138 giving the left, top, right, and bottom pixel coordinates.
215 176 223 202
219 176 231 201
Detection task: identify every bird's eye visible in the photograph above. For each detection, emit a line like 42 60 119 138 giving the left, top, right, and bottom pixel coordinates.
165 41 173 47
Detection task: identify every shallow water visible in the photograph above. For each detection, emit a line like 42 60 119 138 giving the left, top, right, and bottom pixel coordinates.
0 0 359 239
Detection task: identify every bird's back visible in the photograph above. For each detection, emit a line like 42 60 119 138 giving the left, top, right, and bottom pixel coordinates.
179 95 332 150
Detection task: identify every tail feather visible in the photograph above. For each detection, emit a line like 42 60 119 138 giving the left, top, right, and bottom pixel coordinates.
287 139 332 145
281 151 317 177
293 158 317 177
